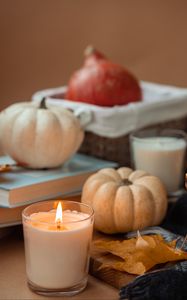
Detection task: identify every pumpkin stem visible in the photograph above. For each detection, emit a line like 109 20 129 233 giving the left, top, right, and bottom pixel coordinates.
84 45 105 60
40 97 47 109
84 45 95 57
121 179 132 186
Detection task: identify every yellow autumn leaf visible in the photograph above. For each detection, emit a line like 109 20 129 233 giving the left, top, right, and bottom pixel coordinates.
94 234 187 275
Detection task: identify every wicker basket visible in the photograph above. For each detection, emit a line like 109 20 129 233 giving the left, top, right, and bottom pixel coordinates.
78 117 187 167
32 82 187 167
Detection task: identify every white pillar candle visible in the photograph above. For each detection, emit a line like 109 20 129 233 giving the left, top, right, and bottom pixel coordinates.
22 201 94 296
131 136 186 194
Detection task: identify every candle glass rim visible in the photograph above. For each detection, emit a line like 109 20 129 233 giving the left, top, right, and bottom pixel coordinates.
130 128 187 143
22 200 94 225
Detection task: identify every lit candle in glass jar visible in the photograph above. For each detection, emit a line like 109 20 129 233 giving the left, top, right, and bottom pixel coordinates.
22 200 94 296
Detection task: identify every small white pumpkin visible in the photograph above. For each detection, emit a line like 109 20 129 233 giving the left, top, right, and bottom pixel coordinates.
0 99 84 168
81 167 168 234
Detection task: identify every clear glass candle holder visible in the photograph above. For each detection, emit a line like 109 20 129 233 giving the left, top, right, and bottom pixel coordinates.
130 128 187 196
22 200 94 297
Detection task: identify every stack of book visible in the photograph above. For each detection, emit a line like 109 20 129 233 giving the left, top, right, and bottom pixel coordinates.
0 154 117 228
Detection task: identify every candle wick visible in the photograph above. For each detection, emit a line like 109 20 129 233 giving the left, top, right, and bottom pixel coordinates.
56 220 61 230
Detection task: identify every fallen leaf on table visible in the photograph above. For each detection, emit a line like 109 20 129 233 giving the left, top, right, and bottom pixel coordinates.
94 234 187 275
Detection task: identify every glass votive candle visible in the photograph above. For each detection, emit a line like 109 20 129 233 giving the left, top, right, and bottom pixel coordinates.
130 128 187 196
22 200 94 297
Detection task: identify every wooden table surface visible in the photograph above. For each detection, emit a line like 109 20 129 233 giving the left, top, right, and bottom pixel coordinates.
0 226 118 300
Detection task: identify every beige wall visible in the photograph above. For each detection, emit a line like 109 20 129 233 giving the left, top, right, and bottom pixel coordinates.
0 0 187 111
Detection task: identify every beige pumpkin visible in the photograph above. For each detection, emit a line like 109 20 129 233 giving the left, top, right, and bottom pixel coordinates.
0 99 84 168
81 167 168 234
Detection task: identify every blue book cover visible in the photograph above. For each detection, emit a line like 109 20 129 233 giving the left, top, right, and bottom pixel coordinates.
0 154 117 207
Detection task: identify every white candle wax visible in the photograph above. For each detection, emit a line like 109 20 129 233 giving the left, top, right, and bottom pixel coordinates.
132 137 186 193
23 209 93 289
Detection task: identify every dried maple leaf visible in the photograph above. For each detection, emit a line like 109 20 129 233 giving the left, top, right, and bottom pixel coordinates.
94 234 187 275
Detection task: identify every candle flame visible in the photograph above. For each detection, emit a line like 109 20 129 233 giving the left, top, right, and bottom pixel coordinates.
55 201 63 226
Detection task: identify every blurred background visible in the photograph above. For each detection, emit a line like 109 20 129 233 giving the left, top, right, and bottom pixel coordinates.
0 0 187 110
